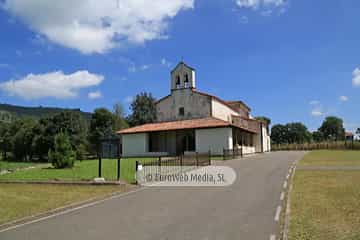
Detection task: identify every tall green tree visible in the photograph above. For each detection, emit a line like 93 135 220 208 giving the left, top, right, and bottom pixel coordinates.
285 122 312 144
312 131 324 143
271 122 311 144
113 102 129 131
0 122 11 160
318 116 345 141
255 116 271 126
271 124 288 144
10 119 37 162
34 111 89 160
255 116 271 133
46 111 88 149
89 108 115 154
127 92 156 126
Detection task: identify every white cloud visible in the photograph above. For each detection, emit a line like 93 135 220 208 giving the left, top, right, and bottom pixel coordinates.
124 96 134 104
236 0 286 9
2 0 194 54
309 100 319 105
339 95 348 102
352 68 360 86
88 90 102 99
0 63 11 69
0 70 104 100
15 50 22 57
128 64 150 73
311 109 323 117
161 58 172 68
239 15 249 24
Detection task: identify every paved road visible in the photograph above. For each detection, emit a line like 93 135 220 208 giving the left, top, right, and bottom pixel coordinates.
0 151 306 240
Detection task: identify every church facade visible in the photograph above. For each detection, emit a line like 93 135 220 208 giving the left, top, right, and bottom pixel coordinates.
118 62 271 156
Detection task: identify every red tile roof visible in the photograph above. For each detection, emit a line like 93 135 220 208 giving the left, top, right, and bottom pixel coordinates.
345 132 354 137
117 117 231 134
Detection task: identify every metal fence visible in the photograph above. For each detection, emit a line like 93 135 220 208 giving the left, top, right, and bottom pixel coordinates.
135 152 211 183
223 148 243 160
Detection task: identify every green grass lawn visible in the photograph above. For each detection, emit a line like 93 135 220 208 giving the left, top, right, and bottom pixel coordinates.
289 150 360 240
0 184 128 225
299 150 360 166
0 161 49 171
0 158 155 183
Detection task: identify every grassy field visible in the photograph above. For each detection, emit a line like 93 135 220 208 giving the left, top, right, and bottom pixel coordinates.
0 158 155 183
289 150 360 240
0 161 49 171
0 184 128 225
299 150 360 166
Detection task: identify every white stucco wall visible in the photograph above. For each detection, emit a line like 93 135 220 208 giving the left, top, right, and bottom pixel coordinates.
262 125 271 152
195 128 233 155
254 131 262 153
211 99 239 121
122 133 148 156
253 124 271 153
242 146 256 155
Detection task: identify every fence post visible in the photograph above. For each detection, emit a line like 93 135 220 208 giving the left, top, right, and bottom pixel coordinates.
117 157 121 181
240 147 243 158
208 150 211 165
196 152 199 166
223 148 225 160
180 155 183 167
98 156 102 178
135 161 138 184
158 156 161 167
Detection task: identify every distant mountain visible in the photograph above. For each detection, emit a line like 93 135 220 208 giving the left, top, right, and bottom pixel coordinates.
0 103 92 122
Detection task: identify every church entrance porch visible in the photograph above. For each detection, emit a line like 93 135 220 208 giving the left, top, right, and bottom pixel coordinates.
149 129 195 156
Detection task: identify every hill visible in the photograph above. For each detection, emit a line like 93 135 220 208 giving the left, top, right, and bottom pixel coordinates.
0 103 92 122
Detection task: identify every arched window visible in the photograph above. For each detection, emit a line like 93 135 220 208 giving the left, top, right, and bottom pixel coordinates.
176 75 181 88
184 74 189 88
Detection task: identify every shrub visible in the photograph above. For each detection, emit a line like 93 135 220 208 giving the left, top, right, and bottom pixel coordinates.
76 143 87 161
49 133 75 169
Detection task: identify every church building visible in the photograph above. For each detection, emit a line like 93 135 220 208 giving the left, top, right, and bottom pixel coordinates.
118 62 271 156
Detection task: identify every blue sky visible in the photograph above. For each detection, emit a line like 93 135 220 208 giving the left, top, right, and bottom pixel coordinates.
0 0 359 132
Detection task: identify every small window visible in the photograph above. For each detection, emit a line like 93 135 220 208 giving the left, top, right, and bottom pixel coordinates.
179 107 185 116
176 76 181 88
184 74 189 88
184 74 189 82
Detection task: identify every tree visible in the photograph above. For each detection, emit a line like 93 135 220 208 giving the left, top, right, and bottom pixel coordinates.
31 120 51 161
285 122 311 144
34 111 89 161
318 116 345 141
113 103 129 131
271 124 288 144
0 122 11 160
255 116 271 133
89 108 115 154
49 133 75 169
127 92 156 126
255 116 271 126
10 119 37 162
312 131 324 143
271 122 311 144
46 111 88 149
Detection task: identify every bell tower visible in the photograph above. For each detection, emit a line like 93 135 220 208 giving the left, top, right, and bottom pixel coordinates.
170 61 196 91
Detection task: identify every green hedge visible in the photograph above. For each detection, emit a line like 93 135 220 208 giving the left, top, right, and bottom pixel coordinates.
272 141 360 151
